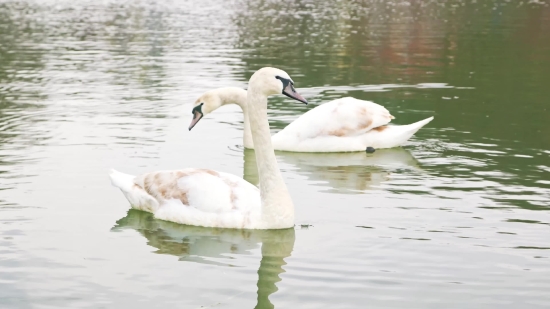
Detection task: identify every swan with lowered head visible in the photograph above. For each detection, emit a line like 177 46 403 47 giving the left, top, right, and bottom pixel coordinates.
188 87 433 152
109 67 307 229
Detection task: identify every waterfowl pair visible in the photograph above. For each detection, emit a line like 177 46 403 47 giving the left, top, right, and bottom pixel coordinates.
189 87 433 152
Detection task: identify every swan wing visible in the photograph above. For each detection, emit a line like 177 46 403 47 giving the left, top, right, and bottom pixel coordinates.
278 97 394 140
112 168 261 228
133 168 260 212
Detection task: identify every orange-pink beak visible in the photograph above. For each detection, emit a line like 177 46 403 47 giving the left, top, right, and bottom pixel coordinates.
188 104 204 131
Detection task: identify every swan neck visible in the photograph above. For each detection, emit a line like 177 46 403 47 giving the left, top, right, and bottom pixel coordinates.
217 87 253 149
242 103 253 149
247 87 294 228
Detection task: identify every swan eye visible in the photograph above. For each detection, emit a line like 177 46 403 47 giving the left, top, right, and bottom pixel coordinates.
275 76 291 88
192 103 203 115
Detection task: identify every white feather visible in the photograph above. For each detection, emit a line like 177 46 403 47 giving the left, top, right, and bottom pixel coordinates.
273 114 434 152
109 169 159 213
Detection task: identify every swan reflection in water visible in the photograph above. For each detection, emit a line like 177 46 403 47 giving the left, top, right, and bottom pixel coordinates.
112 210 295 308
244 147 419 193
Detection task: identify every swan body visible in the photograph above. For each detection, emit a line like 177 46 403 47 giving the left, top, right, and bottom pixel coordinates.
111 67 305 229
109 169 261 228
189 87 433 152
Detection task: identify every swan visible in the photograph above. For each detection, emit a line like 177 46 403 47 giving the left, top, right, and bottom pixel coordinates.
188 87 433 152
109 67 307 229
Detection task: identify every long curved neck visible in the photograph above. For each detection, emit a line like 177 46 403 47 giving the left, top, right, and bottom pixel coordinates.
247 87 294 228
216 87 253 149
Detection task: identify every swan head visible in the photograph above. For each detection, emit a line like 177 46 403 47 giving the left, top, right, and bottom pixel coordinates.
188 90 220 130
249 67 308 104
189 87 248 131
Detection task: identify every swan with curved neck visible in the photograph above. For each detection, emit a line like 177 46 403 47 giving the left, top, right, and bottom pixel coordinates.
189 87 434 152
109 67 306 229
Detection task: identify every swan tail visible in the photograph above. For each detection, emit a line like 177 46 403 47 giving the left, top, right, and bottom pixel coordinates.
109 169 136 191
371 116 434 148
405 116 434 133
416 116 434 126
109 169 159 212
393 116 433 145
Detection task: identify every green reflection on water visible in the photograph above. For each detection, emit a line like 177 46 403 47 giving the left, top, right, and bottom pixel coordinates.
113 210 295 309
0 0 550 307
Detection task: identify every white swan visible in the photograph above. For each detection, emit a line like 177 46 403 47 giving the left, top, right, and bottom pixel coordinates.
188 87 433 152
110 67 307 229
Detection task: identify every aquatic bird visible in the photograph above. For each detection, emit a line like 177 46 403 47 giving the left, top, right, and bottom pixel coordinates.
188 87 433 152
110 67 306 229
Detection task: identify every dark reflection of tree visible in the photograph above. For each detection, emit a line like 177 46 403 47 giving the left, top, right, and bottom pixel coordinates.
243 148 419 193
0 3 47 186
232 0 550 210
45 2 172 112
0 3 47 109
101 3 169 102
233 0 457 85
0 8 48 304
232 0 550 136
112 210 295 308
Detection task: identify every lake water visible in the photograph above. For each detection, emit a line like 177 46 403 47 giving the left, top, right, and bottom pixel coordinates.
1 0 549 308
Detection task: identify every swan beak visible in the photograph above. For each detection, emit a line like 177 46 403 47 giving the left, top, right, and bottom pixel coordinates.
283 83 308 105
189 103 204 131
188 111 203 131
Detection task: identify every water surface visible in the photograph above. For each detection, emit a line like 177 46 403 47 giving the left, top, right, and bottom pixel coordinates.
1 0 550 308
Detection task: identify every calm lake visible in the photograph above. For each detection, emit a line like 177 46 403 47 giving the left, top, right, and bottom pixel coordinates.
1 0 549 308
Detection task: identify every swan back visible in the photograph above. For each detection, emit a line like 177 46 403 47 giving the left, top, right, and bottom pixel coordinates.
111 168 265 229
273 97 393 146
